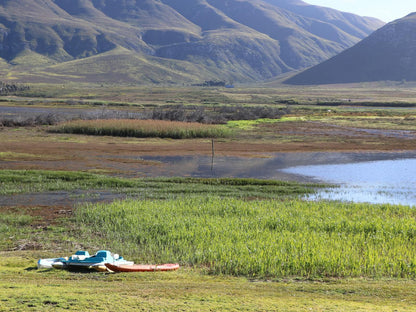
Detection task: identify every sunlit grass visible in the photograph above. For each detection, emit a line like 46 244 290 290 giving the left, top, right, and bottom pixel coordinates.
227 118 281 130
75 197 416 279
0 212 39 250
0 152 41 160
2 254 415 311
52 119 232 139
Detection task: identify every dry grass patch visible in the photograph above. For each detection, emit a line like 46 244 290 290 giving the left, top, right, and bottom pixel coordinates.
52 119 231 139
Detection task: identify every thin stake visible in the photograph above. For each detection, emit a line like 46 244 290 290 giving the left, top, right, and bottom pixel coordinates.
211 139 215 173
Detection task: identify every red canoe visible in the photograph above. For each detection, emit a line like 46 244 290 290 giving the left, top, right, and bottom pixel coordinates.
105 262 179 272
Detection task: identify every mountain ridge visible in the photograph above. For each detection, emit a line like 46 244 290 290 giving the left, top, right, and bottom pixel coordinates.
0 0 384 84
285 13 416 85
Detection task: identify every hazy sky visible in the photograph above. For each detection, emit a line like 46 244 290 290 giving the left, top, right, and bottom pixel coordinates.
305 0 414 22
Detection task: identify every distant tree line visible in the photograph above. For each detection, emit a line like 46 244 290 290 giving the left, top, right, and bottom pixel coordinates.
0 104 290 128
193 80 234 87
0 81 30 95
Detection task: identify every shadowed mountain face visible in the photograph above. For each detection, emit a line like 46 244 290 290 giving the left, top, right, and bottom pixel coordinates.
285 13 416 85
0 0 384 83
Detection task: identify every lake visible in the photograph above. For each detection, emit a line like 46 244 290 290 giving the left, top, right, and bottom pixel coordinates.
282 157 416 207
142 151 416 207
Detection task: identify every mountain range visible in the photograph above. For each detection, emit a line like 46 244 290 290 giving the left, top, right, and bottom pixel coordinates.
0 0 384 84
285 12 416 84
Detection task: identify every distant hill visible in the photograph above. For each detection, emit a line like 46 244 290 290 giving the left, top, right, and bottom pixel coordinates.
285 13 416 84
0 0 384 84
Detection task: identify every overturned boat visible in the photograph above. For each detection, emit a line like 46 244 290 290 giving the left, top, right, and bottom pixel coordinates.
105 262 179 272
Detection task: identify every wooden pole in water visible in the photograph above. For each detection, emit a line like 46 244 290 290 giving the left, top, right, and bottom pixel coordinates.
211 139 215 173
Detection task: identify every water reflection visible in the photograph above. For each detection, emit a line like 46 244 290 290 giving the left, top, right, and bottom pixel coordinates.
141 151 416 207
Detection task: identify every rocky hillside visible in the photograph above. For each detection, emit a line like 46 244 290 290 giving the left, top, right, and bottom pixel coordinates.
0 0 384 84
285 13 416 84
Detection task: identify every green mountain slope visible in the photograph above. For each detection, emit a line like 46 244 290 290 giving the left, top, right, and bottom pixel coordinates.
0 0 384 84
285 13 416 84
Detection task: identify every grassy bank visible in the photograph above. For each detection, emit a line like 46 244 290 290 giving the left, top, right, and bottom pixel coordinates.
2 197 416 311
0 170 321 199
2 170 416 280
2 254 415 311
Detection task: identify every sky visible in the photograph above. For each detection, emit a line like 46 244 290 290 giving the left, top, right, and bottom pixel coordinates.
305 0 414 22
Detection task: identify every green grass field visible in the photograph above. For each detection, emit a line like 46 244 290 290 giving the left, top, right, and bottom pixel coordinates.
0 170 321 198
1 254 415 311
75 198 416 279
2 253 415 311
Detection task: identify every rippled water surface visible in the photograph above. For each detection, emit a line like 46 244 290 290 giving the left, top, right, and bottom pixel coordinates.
282 158 416 207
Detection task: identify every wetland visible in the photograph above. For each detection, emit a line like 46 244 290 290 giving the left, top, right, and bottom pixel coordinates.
2 84 416 311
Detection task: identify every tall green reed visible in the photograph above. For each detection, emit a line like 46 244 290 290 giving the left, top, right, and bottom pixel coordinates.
75 197 416 278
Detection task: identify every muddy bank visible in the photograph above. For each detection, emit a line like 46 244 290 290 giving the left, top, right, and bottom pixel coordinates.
3 151 416 210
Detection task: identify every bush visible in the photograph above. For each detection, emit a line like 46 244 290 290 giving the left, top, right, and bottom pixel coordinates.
148 104 290 124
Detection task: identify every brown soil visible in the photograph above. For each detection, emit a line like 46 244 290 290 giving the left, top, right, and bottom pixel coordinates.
1 122 416 175
1 122 416 224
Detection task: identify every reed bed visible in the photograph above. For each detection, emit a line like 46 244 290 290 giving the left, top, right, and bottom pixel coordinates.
53 119 231 139
75 197 416 279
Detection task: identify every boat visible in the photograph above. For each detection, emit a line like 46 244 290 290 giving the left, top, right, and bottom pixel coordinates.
51 250 133 271
37 257 68 269
105 262 180 272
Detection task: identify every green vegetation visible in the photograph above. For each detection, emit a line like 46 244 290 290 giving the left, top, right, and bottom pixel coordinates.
75 197 416 279
1 255 415 312
0 152 41 160
317 114 416 130
52 119 232 139
0 213 39 250
4 169 412 280
227 118 282 130
0 170 321 199
2 194 416 310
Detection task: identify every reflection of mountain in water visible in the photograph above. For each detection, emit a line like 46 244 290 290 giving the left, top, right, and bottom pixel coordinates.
140 151 416 182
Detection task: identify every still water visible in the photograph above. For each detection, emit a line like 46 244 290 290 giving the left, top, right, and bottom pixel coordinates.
282 158 416 207
142 151 416 207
